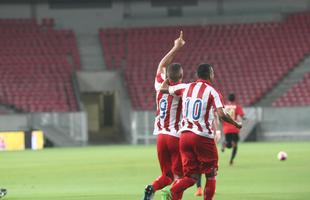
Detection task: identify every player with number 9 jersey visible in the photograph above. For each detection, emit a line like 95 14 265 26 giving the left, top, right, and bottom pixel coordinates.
142 31 185 200
154 73 183 137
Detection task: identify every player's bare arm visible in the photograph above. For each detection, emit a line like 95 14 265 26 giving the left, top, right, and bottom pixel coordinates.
216 107 242 129
213 112 221 143
156 31 185 75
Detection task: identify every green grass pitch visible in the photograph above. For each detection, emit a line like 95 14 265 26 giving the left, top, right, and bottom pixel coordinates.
1 142 310 200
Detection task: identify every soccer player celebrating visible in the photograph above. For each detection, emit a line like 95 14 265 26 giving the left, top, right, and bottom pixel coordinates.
0 188 7 198
161 64 242 200
142 31 185 200
221 93 245 165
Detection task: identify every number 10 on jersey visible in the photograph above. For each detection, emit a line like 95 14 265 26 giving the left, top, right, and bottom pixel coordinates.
185 98 203 120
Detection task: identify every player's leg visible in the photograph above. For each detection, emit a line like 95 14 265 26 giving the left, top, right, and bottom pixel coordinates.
0 188 7 198
167 135 183 180
196 174 202 188
159 135 183 200
221 134 227 152
229 134 239 165
143 134 173 200
225 134 233 149
221 133 232 152
196 136 218 200
170 132 198 200
170 175 198 200
204 175 216 200
152 134 174 190
195 174 203 196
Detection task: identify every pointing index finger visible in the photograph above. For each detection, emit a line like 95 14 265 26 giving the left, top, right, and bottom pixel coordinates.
179 30 183 39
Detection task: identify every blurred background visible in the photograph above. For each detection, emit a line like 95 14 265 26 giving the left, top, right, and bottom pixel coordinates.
0 0 310 150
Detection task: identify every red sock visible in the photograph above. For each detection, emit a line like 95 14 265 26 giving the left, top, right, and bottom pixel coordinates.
170 176 196 200
152 175 172 191
204 177 216 200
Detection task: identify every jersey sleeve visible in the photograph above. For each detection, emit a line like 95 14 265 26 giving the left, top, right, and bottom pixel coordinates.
211 89 224 108
236 105 245 117
168 83 187 96
154 73 165 91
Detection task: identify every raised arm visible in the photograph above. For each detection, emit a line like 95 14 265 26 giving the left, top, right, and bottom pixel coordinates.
216 108 242 129
156 31 185 75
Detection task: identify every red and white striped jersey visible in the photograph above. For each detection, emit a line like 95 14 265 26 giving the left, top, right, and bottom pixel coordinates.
153 73 183 137
169 79 224 139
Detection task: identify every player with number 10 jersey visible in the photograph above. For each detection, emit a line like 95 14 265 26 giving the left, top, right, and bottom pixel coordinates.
161 64 242 200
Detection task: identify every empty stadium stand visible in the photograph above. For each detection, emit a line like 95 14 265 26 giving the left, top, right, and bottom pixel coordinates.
100 12 310 110
272 72 310 107
0 18 80 112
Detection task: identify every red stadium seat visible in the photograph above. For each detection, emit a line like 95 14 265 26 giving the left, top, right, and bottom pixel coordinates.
273 72 310 107
99 12 310 110
0 18 80 112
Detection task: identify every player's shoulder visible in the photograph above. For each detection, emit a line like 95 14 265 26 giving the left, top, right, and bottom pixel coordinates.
173 82 189 89
155 72 165 83
169 82 189 96
229 101 241 107
207 84 222 96
225 103 237 108
170 82 190 91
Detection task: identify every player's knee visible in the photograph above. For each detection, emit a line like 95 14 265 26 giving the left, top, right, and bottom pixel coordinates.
189 174 200 181
232 141 237 148
165 172 174 182
173 173 182 180
205 168 218 178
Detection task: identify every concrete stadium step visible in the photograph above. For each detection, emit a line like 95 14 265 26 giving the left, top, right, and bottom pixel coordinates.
77 34 105 70
42 126 83 147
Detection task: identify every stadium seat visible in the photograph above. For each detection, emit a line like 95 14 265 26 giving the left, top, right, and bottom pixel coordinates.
0 18 80 112
99 12 310 110
273 72 310 107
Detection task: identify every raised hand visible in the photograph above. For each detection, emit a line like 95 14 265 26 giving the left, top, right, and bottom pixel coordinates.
174 31 185 49
156 31 184 74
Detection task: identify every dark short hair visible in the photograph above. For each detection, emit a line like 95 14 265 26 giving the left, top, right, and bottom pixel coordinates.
228 93 235 102
167 63 182 82
197 63 212 80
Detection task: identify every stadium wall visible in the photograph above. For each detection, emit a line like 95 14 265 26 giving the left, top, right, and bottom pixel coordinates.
0 114 28 131
257 107 310 141
0 112 88 146
131 107 310 144
0 0 309 33
77 71 132 142
0 3 32 18
130 108 262 144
